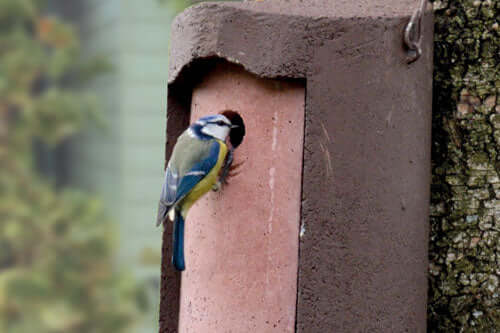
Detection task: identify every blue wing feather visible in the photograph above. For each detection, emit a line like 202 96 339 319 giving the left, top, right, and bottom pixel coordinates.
174 141 220 201
157 140 220 227
159 140 219 207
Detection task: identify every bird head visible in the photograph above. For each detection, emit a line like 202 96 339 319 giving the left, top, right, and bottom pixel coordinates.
193 114 237 141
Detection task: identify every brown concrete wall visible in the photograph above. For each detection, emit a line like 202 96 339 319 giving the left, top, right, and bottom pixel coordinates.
159 87 190 333
297 18 433 333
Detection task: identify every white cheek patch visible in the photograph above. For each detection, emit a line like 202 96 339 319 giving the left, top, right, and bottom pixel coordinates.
201 124 230 141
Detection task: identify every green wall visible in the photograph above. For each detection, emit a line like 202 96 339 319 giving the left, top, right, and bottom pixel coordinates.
56 1 175 331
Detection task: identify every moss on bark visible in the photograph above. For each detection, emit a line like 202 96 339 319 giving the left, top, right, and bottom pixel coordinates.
429 0 500 331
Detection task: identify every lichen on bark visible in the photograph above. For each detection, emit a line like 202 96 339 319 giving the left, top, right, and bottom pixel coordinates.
429 0 500 331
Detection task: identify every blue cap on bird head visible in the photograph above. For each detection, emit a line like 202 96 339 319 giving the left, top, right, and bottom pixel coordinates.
195 114 232 127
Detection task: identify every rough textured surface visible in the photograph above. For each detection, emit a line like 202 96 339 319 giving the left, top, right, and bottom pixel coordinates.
168 1 428 84
428 0 500 331
159 87 190 333
158 227 182 333
179 63 304 333
160 1 434 332
298 13 433 333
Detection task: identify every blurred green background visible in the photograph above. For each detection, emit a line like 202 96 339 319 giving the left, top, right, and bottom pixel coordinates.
0 0 193 332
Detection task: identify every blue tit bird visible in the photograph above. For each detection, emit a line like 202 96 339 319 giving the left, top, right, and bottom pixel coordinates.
157 114 237 271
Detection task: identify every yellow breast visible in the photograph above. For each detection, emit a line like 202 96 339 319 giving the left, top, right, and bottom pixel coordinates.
180 140 228 217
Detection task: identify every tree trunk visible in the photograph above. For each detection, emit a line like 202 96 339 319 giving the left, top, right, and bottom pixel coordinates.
429 0 500 330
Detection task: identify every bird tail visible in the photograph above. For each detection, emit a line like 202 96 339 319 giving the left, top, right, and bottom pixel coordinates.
172 211 186 271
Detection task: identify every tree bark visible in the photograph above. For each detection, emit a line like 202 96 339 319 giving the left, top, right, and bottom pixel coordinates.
429 0 500 330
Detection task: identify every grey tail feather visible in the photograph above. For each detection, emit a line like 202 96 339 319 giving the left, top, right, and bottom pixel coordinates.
156 201 170 227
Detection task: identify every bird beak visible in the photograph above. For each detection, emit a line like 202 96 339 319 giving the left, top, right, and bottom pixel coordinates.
231 124 239 129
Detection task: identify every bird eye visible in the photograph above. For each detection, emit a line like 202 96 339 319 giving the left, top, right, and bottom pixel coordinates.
216 121 226 126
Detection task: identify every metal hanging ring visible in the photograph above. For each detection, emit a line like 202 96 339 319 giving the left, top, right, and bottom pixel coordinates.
404 0 427 64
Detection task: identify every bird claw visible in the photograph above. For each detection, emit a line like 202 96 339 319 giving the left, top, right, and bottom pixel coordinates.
218 147 245 187
227 170 241 178
225 161 243 180
221 165 243 184
229 161 244 171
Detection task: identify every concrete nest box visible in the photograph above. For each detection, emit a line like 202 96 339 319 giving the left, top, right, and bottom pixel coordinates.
160 1 433 332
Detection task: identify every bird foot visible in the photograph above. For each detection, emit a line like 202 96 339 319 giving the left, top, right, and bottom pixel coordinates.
226 161 244 180
220 160 244 185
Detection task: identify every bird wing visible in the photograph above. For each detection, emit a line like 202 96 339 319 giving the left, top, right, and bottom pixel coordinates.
157 140 220 226
174 140 220 202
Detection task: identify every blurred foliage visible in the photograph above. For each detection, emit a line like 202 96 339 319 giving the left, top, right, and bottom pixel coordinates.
158 0 242 13
0 0 146 332
158 0 191 13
